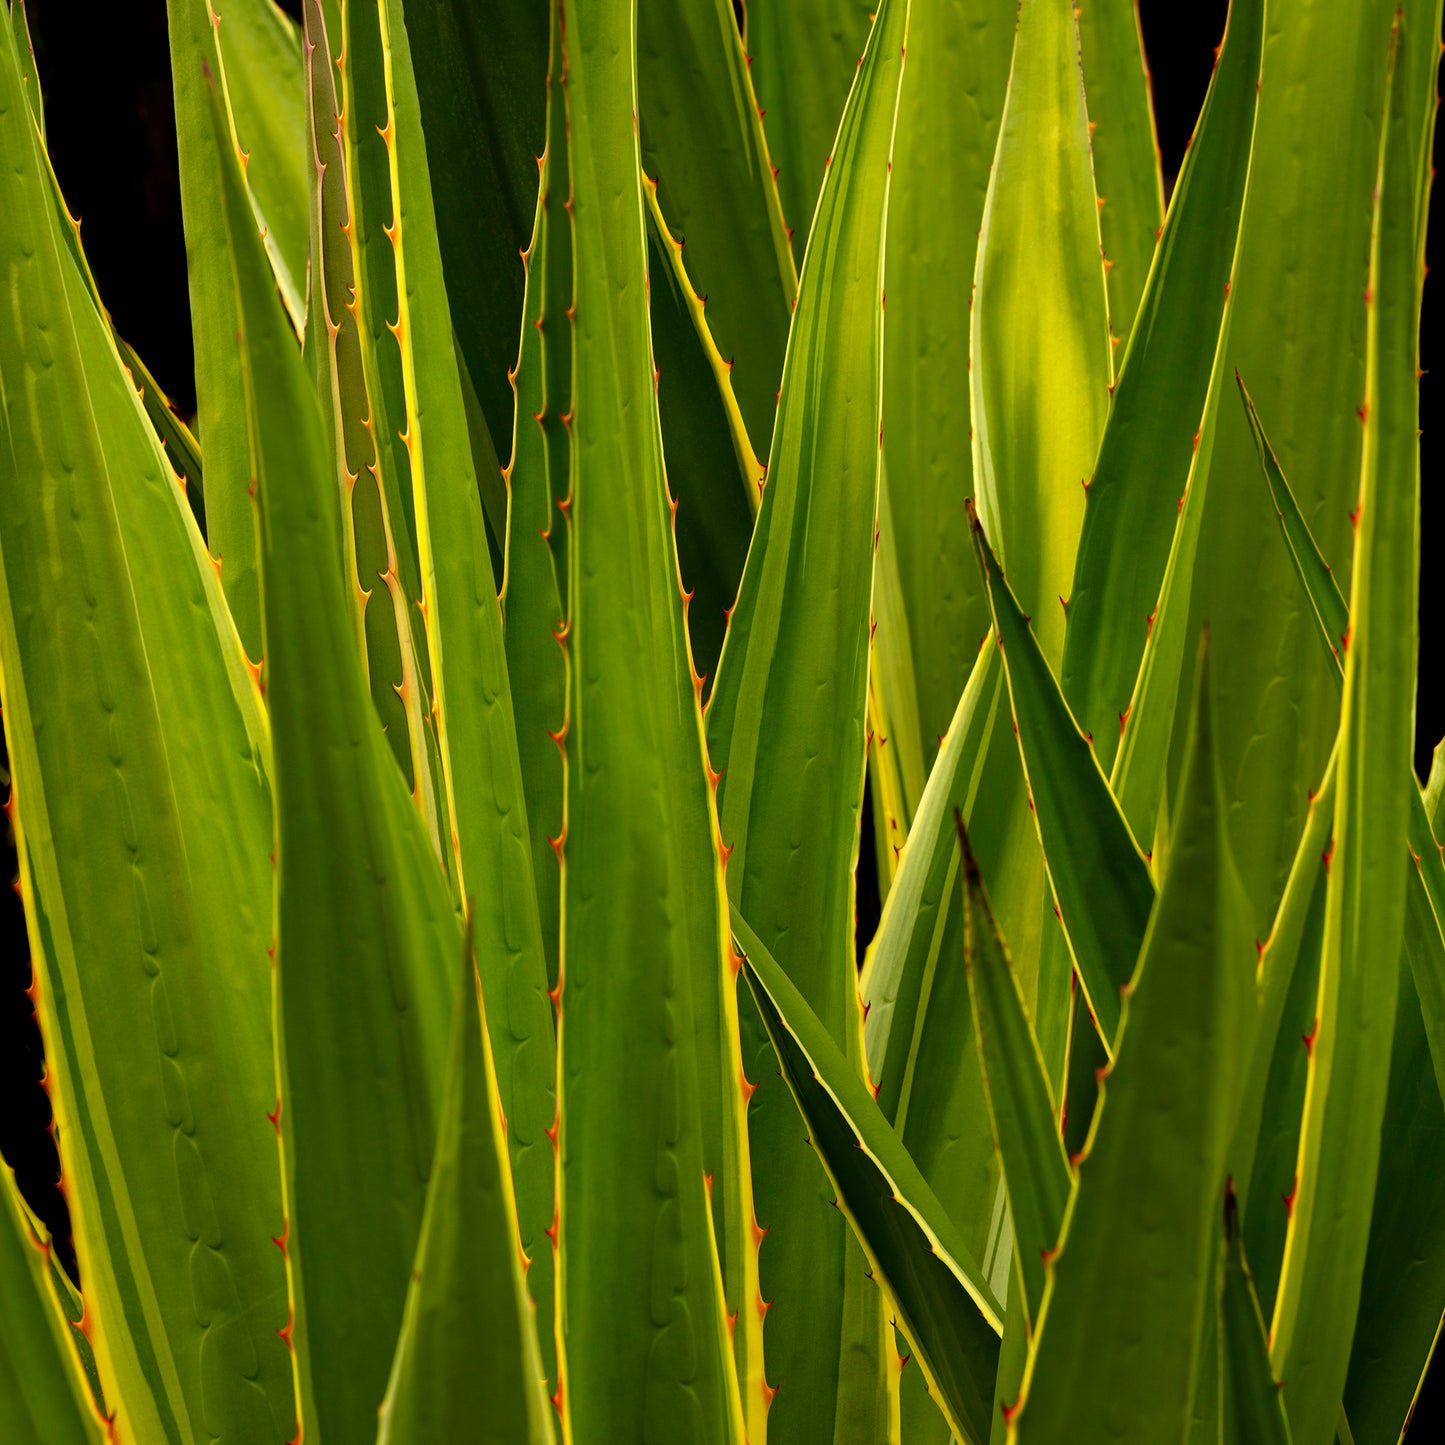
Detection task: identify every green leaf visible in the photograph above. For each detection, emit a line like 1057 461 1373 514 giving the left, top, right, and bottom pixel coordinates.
733 908 1004 1445
741 0 876 260
164 0 307 661
1011 644 1257 1442
299 0 445 845
958 822 1071 1332
1237 378 1352 663
1181 0 1426 924
1242 405 1445 1438
644 179 758 687
0 1169 104 1445
0 22 291 1440
704 0 909 1432
376 922 554 1445
1232 745 1337 1231
970 0 1111 668
1343 954 1445 1445
878 0 1012 782
9 0 40 137
1075 0 1163 345
1061 0 1264 779
372 0 562 1385
638 0 795 453
860 636 1011 1444
862 641 1008 1276
1240 378 1445 1121
206 61 459 1444
1220 1184 1293 1445
500 103 567 997
855 644 1005 1150
971 509 1154 1050
1267 20 1420 1438
554 1 752 1437
404 0 548 463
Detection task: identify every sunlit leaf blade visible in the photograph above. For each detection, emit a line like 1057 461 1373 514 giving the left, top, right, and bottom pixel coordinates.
1061 0 1263 774
164 0 307 660
1241 385 1445 1444
644 180 757 685
10 58 209 538
971 509 1153 1049
1012 646 1256 1442
638 0 795 453
1237 379 1352 661
863 639 1002 1147
733 908 1003 1445
0 1167 104 1445
1240 378 1445 1112
969 0 1111 668
207 68 459 1443
1220 1184 1293 1445
208 0 308 311
300 0 441 837
742 0 876 259
555 1 751 1437
1181 0 1428 924
371 0 564 1385
878 0 1012 781
9 0 40 136
1267 21 1420 1438
501 127 567 996
1231 746 1337 1225
404 0 548 461
860 636 1010 1443
1344 955 1445 1445
958 822 1071 1332
1075 0 1162 345
0 24 291 1441
376 925 554 1445
704 1 909 1432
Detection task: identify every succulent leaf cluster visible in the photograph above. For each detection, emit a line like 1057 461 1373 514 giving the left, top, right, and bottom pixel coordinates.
0 0 1439 1442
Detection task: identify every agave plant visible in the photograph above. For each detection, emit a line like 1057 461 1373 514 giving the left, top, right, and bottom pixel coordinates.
0 0 1440 1440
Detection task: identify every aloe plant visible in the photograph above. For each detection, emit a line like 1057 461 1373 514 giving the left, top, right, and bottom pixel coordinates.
0 0 1440 1442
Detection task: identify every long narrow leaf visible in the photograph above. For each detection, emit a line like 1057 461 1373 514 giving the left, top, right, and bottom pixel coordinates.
1268 21 1420 1439
734 908 1003 1445
1012 646 1256 1441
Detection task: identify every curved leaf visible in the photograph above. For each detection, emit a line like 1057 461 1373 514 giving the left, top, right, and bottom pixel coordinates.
1267 23 1420 1438
1061 0 1264 776
376 928 554 1445
1012 646 1256 1442
734 908 1003 1445
969 0 1111 667
971 509 1154 1050
208 68 458 1444
554 0 753 1436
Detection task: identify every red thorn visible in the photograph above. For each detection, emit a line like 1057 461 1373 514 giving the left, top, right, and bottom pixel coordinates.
271 1218 290 1257
1119 704 1131 737
1301 1017 1319 1056
1282 1175 1299 1217
1322 838 1335 873
277 1306 295 1349
266 1096 282 1136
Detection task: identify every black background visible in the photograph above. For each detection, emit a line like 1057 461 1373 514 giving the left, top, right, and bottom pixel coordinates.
1 0 1440 1431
